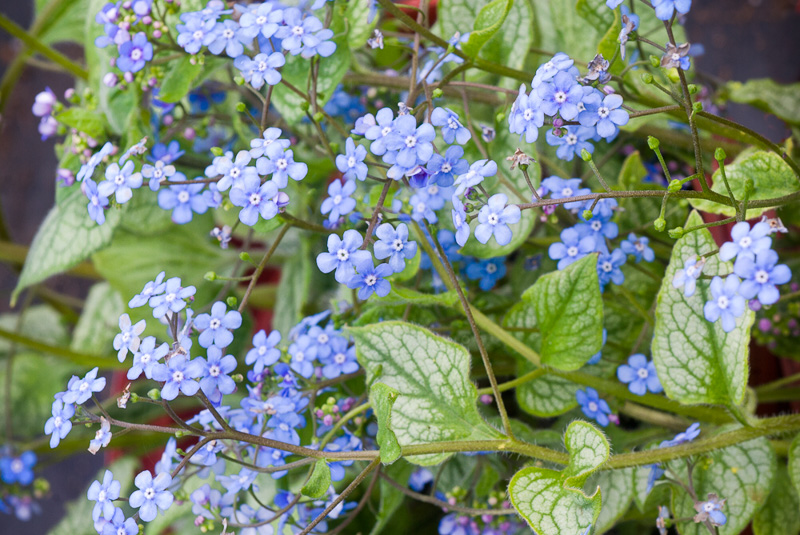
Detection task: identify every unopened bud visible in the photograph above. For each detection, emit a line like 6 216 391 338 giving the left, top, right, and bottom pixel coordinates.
641 73 654 84
226 296 238 308
668 226 684 239
647 136 660 149
654 217 666 232
580 148 592 162
432 88 443 98
649 55 660 67
147 388 161 401
204 271 217 281
687 84 699 94
668 179 682 193
714 147 727 162
582 210 593 220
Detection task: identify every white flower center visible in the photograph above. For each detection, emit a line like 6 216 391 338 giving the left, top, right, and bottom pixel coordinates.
334 352 346 364
333 194 342 204
257 61 268 72
717 295 729 309
79 381 90 392
172 370 184 383
230 167 240 178
223 29 234 39
565 134 577 145
122 332 131 342
486 264 497 274
523 109 534 121
392 239 404 251
347 156 356 168
337 249 350 261
292 25 304 36
602 261 613 272
739 236 752 248
165 292 176 303
178 191 190 203
562 187 573 197
404 135 417 148
598 106 610 118
755 270 769 284
192 30 204 41
686 266 697 278
637 368 649 379
567 246 579 257
144 487 155 500
440 163 451 173
554 91 567 103
488 213 499 225
54 416 62 426
635 242 645 251
114 173 125 185
381 126 392 137
447 118 458 129
249 192 262 206
11 460 23 473
256 15 267 24
210 318 221 330
588 401 598 412
141 353 152 364
131 48 143 61
671 52 681 61
295 351 305 362
258 345 267 355
591 221 602 231
98 490 107 502
277 158 288 170
365 274 378 286
209 365 220 377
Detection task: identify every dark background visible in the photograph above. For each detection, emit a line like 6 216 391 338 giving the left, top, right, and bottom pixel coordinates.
0 0 799 533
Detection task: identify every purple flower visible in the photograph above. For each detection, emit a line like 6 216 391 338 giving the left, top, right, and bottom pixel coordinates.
374 223 417 273
256 143 308 187
579 93 629 139
734 249 791 305
537 71 584 120
233 52 285 89
245 329 281 375
229 175 280 226
157 174 208 224
194 301 242 348
127 336 169 380
129 470 173 522
509 86 544 143
347 261 393 300
576 387 611 427
316 230 372 283
474 193 521 246
719 221 772 262
117 32 153 72
548 227 596 270
44 399 74 448
32 87 56 117
617 354 662 395
197 346 238 402
151 355 204 400
62 367 106 405
703 275 746 332
321 179 357 224
426 145 468 187
177 17 216 54
84 179 109 225
335 138 368 181
431 107 471 145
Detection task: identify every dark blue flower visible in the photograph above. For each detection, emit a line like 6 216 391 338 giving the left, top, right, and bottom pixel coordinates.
597 248 626 289
621 233 655 263
617 354 662 395
0 451 36 485
464 257 506 291
426 145 468 187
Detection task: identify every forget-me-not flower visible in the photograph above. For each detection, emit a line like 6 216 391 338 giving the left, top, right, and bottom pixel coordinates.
474 194 521 246
374 223 417 273
579 93 629 139
127 337 169 380
335 139 368 181
151 355 204 400
117 32 153 72
621 233 655 262
321 179 357 224
229 175 280 226
113 313 146 362
719 220 772 262
245 330 281 375
431 107 471 145
704 275 746 332
98 161 142 204
87 470 121 522
548 227 596 270
734 249 791 305
148 276 196 318
316 229 372 283
348 260 393 300
509 86 544 143
194 301 242 348
672 256 705 297
576 387 611 427
538 71 584 120
617 354 662 395
62 367 106 405
257 143 308 187
44 399 74 448
129 470 173 522
234 52 285 89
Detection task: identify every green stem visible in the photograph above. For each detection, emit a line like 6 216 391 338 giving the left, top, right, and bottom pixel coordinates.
0 13 88 80
0 326 126 369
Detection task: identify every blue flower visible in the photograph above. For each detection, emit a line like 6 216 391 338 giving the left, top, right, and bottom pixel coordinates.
385 115 436 176
152 355 204 400
324 433 362 481
98 160 142 203
617 354 662 395
703 276 746 332
320 337 358 379
113 313 146 362
576 387 611 426
197 346 238 402
693 494 726 526
439 514 480 535
316 230 372 284
474 194 521 246
621 233 655 262
0 451 36 485
652 0 691 21
84 179 109 225
62 367 106 405
77 142 114 182
44 399 74 448
117 32 153 72
229 175 279 226
597 248 627 289
454 159 497 193
148 276 196 318
127 336 169 380
364 108 396 156
250 127 290 158
142 161 176 191
451 200 470 246
509 85 544 143
606 0 624 7
88 417 112 454
238 2 282 39
177 17 216 54
537 71 584 120
431 107 471 145
578 214 618 246
587 328 607 365
734 249 791 305
129 271 166 308
245 329 281 375
256 143 308 187
408 468 434 492
665 422 701 447
276 10 336 58
347 261 393 299
207 150 257 192
208 19 248 57
579 93 629 139
464 257 506 291
532 53 575 87
100 507 138 535
195 301 242 348
288 334 318 378
149 140 185 164
88 470 121 522
426 145 468 187
540 176 590 210
129 470 173 522
546 125 595 161
335 139 368 181
548 227 596 270
672 256 705 297
157 174 209 224
374 223 417 273
321 179 357 224
719 221 772 262
234 52 285 89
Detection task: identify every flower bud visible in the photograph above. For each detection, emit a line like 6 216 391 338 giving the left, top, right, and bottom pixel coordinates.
204 271 217 281
580 148 592 162
649 55 660 67
432 88 443 98
714 147 726 162
641 73 654 84
668 179 682 193
147 388 161 401
668 226 684 239
582 210 593 220
226 296 238 308
647 136 660 150
654 217 666 232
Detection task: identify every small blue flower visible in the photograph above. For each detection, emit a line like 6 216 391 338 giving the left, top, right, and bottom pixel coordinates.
98 161 142 203
451 200 470 247
606 0 624 7
157 174 209 224
238 2 282 39
348 261 393 300
100 508 137 535
335 139 368 181
652 0 691 21
454 159 497 193
579 93 629 139
316 230 372 284
113 313 146 362
546 125 595 161
672 256 705 297
288 334 318 378
207 150 257 192
431 107 471 145
720 221 772 262
541 176 590 210
548 227 596 270
149 140 185 164
245 329 281 375
129 271 166 308
88 417 112 454
44 399 74 448
276 10 335 58
734 249 791 305
62 367 106 405
374 223 417 273
385 115 436 175
117 32 153 72
194 301 242 348
538 71 584 120
532 53 575 88
129 470 173 522
597 248 627 289
321 179 357 224
127 336 169 380
324 433 362 481
197 346 238 402
84 179 109 225
426 145 469 187
703 275 746 332
152 355 204 400
617 354 662 395
364 108 396 156
0 451 36 485
142 161 176 191
208 19 249 57
509 85 544 143
229 175 279 226
620 233 655 263
409 468 434 492
576 387 611 427
148 276 196 318
320 337 358 379
474 194 521 246
665 422 701 447
177 17 216 54
250 127 290 158
257 143 308 187
694 494 726 526
77 142 114 182
88 470 121 522
464 257 506 291
234 52 285 89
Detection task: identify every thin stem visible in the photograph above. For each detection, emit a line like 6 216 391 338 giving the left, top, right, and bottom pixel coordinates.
0 13 88 80
239 224 290 313
378 473 516 515
361 181 392 250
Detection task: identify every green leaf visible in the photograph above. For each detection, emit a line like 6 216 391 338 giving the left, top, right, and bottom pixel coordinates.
482 0 533 74
370 461 415 535
54 108 105 139
373 286 459 308
652 210 754 406
370 383 402 464
349 321 502 465
302 459 332 498
789 433 800 495
753 469 800 535
273 240 311 337
71 282 125 355
37 0 90 46
726 79 800 126
672 436 776 535
13 188 122 304
585 468 634 534
344 0 377 49
576 0 620 61
158 55 205 103
690 151 800 218
522 254 603 370
462 0 514 58
509 421 608 535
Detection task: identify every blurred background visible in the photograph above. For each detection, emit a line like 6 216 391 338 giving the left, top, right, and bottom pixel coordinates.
0 0 799 532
